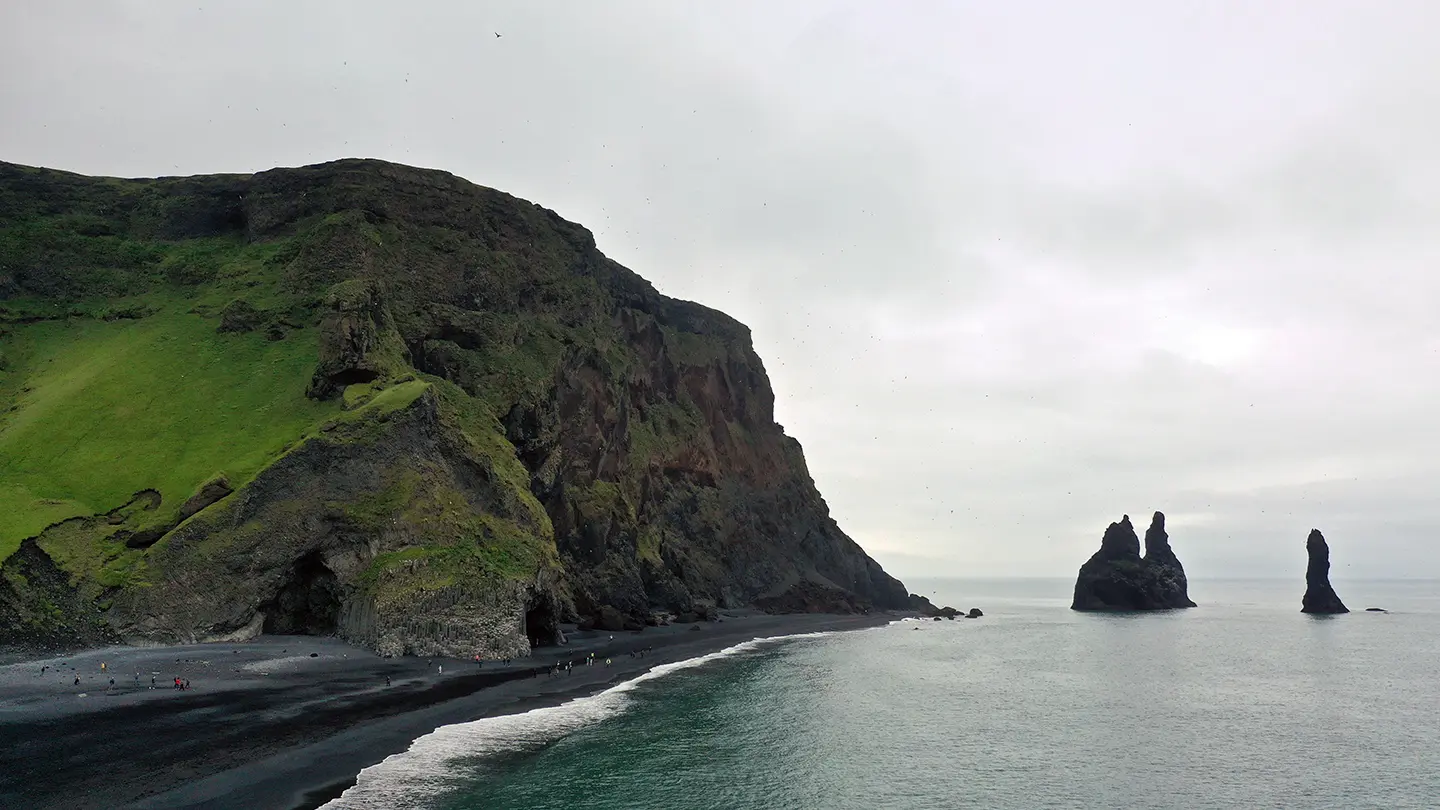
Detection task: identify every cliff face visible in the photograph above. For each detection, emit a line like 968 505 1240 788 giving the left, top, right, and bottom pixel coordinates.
1071 512 1196 611
0 158 909 655
1301 529 1348 614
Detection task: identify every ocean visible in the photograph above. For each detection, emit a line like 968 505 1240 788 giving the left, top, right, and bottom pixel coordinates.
323 578 1440 809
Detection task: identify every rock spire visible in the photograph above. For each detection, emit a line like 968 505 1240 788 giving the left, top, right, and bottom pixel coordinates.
1301 529 1349 614
1071 511 1196 611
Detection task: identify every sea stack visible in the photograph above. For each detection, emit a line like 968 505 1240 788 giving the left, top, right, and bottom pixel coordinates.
1071 511 1197 611
1301 529 1349 614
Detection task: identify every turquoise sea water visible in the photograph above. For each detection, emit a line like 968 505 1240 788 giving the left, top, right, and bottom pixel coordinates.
326 578 1440 809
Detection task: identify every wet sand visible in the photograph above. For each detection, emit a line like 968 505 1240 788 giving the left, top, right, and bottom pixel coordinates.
0 612 894 810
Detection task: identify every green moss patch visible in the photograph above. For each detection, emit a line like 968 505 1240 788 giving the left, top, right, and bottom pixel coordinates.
358 474 558 606
637 526 663 565
0 304 337 561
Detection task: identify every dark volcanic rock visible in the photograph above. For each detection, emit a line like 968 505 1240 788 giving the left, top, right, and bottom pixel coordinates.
176 474 233 522
216 299 265 333
595 605 626 632
908 594 958 618
754 579 865 614
1071 512 1197 611
909 593 938 614
1301 529 1349 614
1143 510 1180 565
305 279 409 400
966 608 983 618
0 538 120 653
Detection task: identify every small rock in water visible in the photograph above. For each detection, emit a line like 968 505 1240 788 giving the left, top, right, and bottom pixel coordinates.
1366 607 1389 613
309 652 319 658
967 608 984 618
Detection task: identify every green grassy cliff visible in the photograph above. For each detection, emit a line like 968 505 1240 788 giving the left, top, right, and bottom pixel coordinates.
0 158 910 654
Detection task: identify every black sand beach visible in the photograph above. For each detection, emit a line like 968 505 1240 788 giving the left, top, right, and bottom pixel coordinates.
0 612 892 810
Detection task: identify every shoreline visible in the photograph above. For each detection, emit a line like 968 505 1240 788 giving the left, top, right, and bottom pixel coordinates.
0 612 896 810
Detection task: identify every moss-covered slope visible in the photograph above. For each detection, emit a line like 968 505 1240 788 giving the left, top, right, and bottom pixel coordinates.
0 158 909 654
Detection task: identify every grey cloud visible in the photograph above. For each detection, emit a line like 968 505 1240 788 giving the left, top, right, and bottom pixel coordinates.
4 0 1440 581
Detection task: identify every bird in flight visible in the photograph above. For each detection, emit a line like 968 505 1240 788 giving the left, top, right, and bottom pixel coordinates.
495 32 502 38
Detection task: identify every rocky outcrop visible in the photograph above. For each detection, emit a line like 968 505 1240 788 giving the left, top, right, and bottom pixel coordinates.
176 474 233 522
754 579 868 614
1301 529 1348 614
908 594 950 616
0 538 120 653
217 299 265 333
108 384 568 658
1071 512 1197 611
306 279 410 399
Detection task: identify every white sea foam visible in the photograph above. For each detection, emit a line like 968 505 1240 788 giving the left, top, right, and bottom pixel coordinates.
319 631 835 809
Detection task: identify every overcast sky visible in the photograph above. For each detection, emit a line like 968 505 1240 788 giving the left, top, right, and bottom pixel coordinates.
4 1 1439 580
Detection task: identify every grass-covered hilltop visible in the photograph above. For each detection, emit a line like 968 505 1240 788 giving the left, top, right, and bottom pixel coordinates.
0 158 911 657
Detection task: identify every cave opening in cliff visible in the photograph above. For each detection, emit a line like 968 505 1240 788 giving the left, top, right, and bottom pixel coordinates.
329 368 380 387
262 550 342 635
526 605 560 648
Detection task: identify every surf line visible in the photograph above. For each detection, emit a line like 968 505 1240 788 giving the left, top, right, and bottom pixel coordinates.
320 630 839 810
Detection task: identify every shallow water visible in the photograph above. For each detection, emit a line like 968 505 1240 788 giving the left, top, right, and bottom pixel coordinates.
325 578 1440 809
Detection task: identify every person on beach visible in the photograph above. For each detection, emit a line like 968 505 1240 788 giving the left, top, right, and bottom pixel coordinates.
73 674 80 685
100 662 106 673
184 679 190 690
438 664 443 676
605 658 611 667
386 675 392 687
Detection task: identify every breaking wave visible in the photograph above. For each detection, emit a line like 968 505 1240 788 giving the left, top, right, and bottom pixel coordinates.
319 631 835 810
